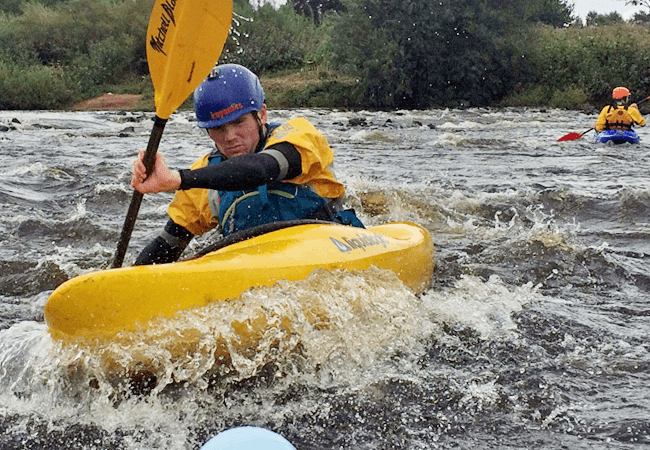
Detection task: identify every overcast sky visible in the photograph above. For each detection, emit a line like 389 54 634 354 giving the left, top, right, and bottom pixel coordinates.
571 0 645 20
265 0 646 21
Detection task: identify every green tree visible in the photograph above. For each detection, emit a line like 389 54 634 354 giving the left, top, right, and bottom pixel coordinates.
331 0 533 108
631 11 650 24
293 0 344 24
525 0 574 26
586 11 625 26
0 0 24 15
625 0 650 10
0 0 69 15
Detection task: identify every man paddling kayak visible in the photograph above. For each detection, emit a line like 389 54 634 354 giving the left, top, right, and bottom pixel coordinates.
594 86 646 133
131 64 363 265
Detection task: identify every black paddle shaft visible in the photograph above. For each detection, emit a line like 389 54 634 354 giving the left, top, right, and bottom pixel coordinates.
112 116 168 268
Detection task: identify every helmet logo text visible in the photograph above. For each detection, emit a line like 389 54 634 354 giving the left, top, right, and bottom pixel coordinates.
211 103 243 119
149 0 177 56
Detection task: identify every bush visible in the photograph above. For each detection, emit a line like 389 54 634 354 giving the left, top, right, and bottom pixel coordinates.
0 0 23 15
260 67 361 108
520 24 650 105
549 85 589 109
0 0 153 108
69 35 139 97
0 58 76 109
272 79 363 108
0 0 151 71
1 0 649 111
5 0 115 64
500 84 550 107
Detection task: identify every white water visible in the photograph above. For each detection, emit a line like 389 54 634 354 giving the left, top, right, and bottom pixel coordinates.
1 108 649 449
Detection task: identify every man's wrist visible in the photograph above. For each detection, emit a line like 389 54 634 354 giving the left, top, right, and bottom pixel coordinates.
177 169 189 190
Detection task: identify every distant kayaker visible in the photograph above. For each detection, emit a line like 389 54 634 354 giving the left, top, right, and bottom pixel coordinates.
130 64 363 265
594 86 646 132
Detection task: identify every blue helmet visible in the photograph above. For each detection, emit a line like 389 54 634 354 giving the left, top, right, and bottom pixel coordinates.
200 427 296 450
193 64 265 129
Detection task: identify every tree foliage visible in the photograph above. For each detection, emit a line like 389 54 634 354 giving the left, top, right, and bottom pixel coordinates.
330 0 554 108
631 11 650 23
0 0 153 106
218 0 325 73
0 0 69 15
1 0 649 110
626 0 650 9
523 0 574 26
516 24 650 105
293 0 344 24
586 11 625 26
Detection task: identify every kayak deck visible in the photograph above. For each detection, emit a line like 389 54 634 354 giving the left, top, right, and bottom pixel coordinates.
45 222 434 339
595 129 640 144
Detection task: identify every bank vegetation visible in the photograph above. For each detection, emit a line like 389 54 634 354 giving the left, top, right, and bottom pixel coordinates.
1 0 650 111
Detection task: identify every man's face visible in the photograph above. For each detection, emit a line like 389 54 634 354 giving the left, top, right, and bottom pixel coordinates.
207 105 267 159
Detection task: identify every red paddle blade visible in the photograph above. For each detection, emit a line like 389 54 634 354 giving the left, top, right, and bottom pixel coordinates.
557 132 583 142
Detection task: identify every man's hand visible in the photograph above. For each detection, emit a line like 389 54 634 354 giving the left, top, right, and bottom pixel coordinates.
131 150 181 193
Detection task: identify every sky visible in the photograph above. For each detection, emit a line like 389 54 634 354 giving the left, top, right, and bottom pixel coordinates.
571 0 645 20
264 0 647 22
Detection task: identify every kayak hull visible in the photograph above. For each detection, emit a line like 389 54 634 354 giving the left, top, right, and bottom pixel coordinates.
45 222 434 339
595 129 640 144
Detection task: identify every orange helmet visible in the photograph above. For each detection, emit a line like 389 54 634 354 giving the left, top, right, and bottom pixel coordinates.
612 86 631 99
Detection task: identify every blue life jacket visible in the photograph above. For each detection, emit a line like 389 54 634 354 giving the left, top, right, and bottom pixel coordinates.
208 123 364 236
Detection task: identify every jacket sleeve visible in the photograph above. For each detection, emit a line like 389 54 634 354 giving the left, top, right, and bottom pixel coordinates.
177 144 301 191
134 219 193 265
594 106 609 132
629 106 646 127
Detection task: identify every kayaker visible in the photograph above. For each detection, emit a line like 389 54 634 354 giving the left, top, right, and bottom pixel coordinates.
594 86 646 132
130 64 364 265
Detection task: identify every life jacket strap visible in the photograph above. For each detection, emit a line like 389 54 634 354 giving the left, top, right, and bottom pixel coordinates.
307 197 344 221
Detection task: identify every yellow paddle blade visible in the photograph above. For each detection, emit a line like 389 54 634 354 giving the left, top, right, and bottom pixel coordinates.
146 0 233 119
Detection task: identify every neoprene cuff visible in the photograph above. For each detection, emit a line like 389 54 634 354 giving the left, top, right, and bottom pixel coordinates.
179 169 191 191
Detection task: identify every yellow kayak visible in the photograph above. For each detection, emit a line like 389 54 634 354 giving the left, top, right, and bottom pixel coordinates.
45 221 434 339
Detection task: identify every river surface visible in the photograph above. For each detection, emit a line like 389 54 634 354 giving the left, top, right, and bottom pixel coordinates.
0 107 649 449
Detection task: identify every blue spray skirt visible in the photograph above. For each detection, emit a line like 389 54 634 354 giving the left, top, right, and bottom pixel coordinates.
595 129 641 144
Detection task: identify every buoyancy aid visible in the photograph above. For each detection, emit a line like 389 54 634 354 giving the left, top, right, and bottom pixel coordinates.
207 149 333 235
605 105 635 130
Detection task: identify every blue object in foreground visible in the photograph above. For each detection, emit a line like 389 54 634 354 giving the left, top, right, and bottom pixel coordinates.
594 129 641 144
201 427 296 450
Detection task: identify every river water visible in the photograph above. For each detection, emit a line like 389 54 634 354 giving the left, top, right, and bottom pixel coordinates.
0 107 648 449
